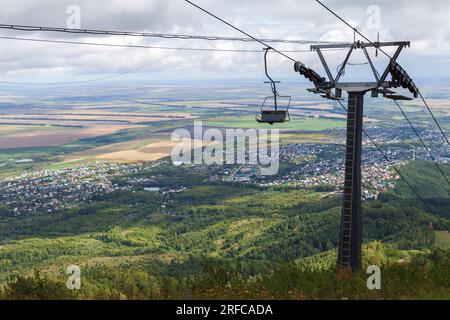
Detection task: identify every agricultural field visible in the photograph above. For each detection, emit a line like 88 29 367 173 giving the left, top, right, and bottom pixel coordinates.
204 116 346 131
280 133 334 144
60 137 172 163
0 123 141 149
0 125 59 136
0 86 350 171
404 98 450 115
435 231 450 249
92 138 210 162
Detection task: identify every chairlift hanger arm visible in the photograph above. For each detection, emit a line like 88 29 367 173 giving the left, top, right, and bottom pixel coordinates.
316 48 334 82
263 48 279 95
263 47 281 110
334 46 354 85
362 47 380 82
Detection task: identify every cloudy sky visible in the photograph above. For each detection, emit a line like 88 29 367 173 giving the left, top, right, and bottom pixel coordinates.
0 0 449 85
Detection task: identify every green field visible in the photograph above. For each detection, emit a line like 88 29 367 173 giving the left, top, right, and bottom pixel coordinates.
435 231 450 249
204 116 345 131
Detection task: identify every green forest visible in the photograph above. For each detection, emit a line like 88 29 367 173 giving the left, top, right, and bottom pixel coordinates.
0 160 449 299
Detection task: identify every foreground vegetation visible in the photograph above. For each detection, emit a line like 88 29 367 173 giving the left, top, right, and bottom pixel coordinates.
0 161 448 300
1 243 449 300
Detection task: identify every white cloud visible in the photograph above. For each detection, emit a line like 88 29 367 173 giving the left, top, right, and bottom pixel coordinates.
0 0 448 82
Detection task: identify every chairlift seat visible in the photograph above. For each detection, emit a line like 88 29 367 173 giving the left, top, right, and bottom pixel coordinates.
256 110 288 124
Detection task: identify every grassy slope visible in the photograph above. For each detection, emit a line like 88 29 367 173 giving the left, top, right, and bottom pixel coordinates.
435 231 450 249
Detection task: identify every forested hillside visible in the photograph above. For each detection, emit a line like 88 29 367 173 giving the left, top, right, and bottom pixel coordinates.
0 160 449 299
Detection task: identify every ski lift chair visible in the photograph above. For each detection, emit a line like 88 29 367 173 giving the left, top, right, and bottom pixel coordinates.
256 93 291 125
256 48 292 125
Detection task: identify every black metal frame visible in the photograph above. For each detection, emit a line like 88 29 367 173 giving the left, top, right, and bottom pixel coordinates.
256 95 292 124
308 41 416 100
256 48 291 124
295 41 418 271
338 92 364 270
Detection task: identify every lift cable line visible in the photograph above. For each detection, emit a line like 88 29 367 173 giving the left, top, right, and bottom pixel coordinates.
393 100 450 185
418 91 450 148
0 36 348 86
0 35 334 53
314 0 392 59
314 0 450 150
336 99 437 214
0 23 346 45
0 5 446 148
184 0 297 124
0 41 196 86
184 0 300 64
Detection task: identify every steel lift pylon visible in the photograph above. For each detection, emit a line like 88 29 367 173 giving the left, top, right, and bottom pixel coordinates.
294 40 419 271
